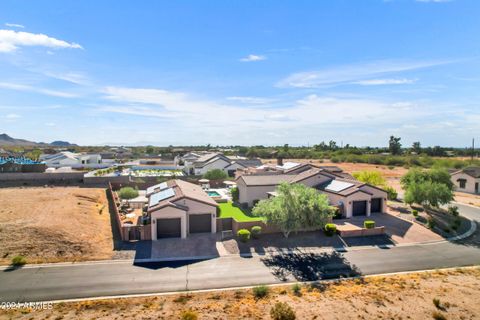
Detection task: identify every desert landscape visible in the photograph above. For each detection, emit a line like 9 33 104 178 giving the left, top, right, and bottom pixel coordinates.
2 268 479 319
0 187 114 264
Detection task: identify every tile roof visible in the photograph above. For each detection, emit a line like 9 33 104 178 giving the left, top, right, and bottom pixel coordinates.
454 166 480 178
147 179 218 212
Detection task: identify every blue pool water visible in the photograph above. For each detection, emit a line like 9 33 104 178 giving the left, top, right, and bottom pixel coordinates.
207 191 221 197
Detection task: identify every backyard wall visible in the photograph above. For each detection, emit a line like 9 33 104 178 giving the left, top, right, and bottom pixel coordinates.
0 172 84 186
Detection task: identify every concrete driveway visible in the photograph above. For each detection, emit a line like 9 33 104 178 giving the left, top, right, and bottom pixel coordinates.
335 212 443 244
134 233 221 261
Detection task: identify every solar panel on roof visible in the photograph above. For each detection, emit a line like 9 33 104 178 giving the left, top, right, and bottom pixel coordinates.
146 182 169 195
149 187 175 207
325 180 354 192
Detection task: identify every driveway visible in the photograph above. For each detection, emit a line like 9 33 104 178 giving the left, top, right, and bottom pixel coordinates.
335 212 443 244
134 233 221 261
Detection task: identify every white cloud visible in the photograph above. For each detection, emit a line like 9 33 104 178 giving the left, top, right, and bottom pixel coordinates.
42 71 89 85
354 78 417 85
239 54 266 62
5 113 21 119
226 96 274 104
0 29 82 53
277 59 450 88
0 82 77 98
5 23 25 29
45 122 56 127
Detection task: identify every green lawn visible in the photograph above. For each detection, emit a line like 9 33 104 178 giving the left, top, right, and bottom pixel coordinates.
218 202 263 222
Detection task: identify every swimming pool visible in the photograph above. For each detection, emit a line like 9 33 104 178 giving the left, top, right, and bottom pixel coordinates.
207 191 221 197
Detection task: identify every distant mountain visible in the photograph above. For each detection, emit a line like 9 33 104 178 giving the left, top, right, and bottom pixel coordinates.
0 134 76 147
0 133 39 146
51 140 77 147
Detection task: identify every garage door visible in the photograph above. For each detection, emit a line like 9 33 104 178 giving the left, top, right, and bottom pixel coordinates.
352 201 367 216
371 198 382 213
189 214 212 233
156 218 181 239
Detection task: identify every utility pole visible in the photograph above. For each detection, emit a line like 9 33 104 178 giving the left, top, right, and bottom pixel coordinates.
472 138 475 162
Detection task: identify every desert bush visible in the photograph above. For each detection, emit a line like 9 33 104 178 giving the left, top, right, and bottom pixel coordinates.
448 206 459 217
291 283 302 296
11 255 26 266
270 302 296 320
324 223 337 236
385 186 398 200
118 187 139 200
251 226 262 239
427 217 436 229
237 229 251 242
181 310 198 320
412 209 419 217
252 285 269 299
364 220 375 229
432 311 447 320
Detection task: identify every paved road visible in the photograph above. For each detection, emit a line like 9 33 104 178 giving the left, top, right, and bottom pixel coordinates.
1 203 480 303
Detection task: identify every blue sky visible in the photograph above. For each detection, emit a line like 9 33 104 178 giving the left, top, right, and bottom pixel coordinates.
0 0 479 147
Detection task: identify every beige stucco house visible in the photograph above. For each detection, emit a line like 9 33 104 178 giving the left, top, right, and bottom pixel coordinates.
450 167 480 194
236 164 387 218
147 180 218 239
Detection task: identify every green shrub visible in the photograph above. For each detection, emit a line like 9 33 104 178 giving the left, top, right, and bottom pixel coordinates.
324 223 337 236
291 283 302 296
412 210 419 217
448 206 459 217
230 186 239 202
11 255 26 266
364 220 375 229
181 310 198 320
118 187 139 200
237 229 251 242
203 169 227 180
427 217 436 229
385 186 398 200
252 285 269 299
270 302 296 320
251 226 262 239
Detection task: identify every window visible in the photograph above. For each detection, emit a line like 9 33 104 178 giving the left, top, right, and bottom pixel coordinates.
458 179 467 189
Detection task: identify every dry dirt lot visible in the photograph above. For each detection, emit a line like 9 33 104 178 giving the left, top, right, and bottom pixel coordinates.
0 187 114 265
2 268 479 320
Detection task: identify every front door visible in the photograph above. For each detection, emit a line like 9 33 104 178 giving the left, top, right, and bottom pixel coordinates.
476 182 479 194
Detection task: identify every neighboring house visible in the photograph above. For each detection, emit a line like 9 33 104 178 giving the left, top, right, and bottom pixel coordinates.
236 167 387 218
192 153 232 176
0 157 46 173
147 180 218 239
40 151 107 169
223 159 263 177
451 167 480 194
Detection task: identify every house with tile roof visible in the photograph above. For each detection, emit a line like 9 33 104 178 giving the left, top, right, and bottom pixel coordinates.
146 179 218 239
235 166 387 218
450 167 480 194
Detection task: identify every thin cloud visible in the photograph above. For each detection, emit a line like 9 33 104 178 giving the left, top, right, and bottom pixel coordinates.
5 23 25 29
239 54 266 62
226 96 274 104
5 113 21 119
354 78 417 85
277 59 451 88
0 82 77 98
0 29 82 53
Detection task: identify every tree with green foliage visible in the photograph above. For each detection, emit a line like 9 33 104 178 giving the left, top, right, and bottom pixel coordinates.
401 168 453 208
352 171 386 187
230 186 239 202
389 136 402 155
118 187 139 200
252 183 333 238
412 141 421 154
203 169 227 180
